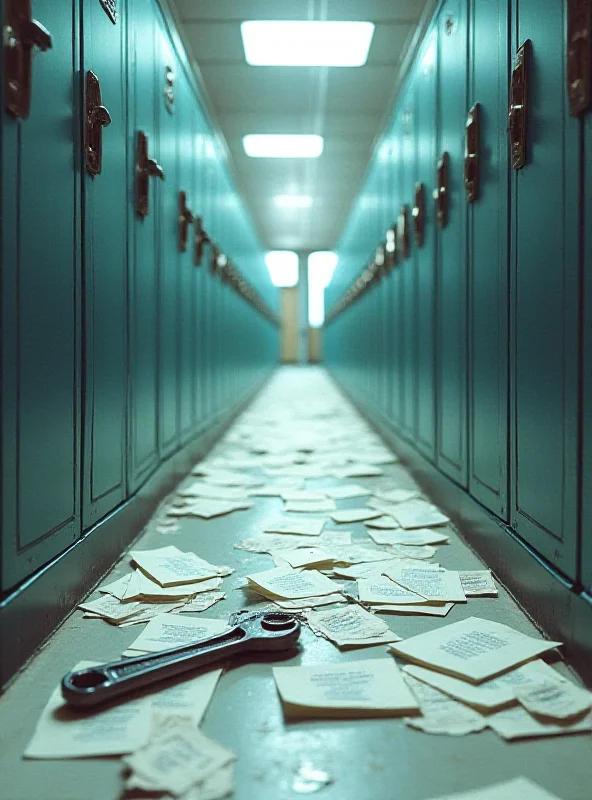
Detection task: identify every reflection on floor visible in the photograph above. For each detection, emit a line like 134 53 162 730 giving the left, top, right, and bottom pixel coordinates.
0 367 590 800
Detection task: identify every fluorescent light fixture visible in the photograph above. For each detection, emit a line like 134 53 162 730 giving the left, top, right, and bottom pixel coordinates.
273 194 313 209
241 21 375 67
266 250 299 287
308 251 338 327
243 134 324 159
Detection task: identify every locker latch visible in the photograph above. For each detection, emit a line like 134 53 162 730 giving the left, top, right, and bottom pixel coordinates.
398 205 410 259
4 0 52 120
178 191 194 252
385 226 397 269
464 104 480 202
412 183 425 247
85 71 112 177
193 217 210 266
567 0 592 115
434 152 449 227
509 40 531 170
136 131 165 218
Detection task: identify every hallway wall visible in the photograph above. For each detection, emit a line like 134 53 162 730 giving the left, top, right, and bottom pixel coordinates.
0 0 278 682
324 0 592 660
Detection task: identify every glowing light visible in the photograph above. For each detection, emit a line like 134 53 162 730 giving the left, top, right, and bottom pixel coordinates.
266 250 299 287
308 252 338 327
243 134 324 159
241 21 375 67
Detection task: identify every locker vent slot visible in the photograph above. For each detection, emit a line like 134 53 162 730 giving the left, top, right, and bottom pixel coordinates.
100 0 117 24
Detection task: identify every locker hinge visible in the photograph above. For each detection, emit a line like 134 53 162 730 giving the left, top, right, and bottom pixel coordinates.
135 131 165 218
464 104 480 202
4 0 52 120
509 40 531 170
567 0 592 115
193 217 210 266
178 191 194 252
398 205 410 259
85 71 112 177
412 183 425 247
434 152 449 227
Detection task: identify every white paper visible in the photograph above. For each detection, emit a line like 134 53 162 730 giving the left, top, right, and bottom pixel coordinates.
274 593 347 610
514 679 592 720
357 576 427 605
246 566 339 600
131 546 222 587
150 668 222 724
375 488 420 504
285 499 337 513
324 484 371 500
364 516 399 530
263 517 326 537
280 489 329 502
384 566 466 603
390 616 562 682
424 777 562 800
459 570 498 597
330 508 381 524
307 605 401 648
174 591 226 614
125 615 228 655
376 603 454 617
488 704 592 740
403 673 487 736
392 500 450 529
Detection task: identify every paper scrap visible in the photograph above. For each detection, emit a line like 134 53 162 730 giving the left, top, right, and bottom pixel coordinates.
272 547 337 570
334 463 383 478
177 482 250 501
274 593 347 610
389 543 437 560
280 490 329 502
513 679 592 720
79 594 142 623
375 488 420 504
459 570 498 597
330 508 381 524
131 546 224 587
307 605 401 649
25 661 151 758
285 499 337 514
390 616 562 682
384 566 466 603
125 615 228 656
487 703 592 740
245 566 340 600
168 498 253 519
324 484 371 500
364 516 399 530
264 518 326 537
175 591 226 614
273 658 419 718
392 500 450 529
376 602 454 617
357 576 427 605
150 668 223 724
403 673 487 736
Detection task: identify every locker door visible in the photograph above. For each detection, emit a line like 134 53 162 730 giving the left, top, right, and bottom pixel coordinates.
177 72 195 445
128 0 159 491
192 105 208 432
400 84 417 440
467 0 509 519
1 0 80 588
82 0 128 528
414 31 438 461
389 115 404 429
156 24 180 458
510 2 580 578
581 90 592 589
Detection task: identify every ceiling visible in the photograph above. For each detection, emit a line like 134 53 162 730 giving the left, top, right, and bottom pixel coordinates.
171 0 430 253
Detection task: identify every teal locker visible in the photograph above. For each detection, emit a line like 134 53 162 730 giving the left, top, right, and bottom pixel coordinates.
467 0 510 519
156 23 180 458
192 104 209 432
435 0 468 486
128 0 160 491
389 115 405 430
82 0 128 528
400 83 418 440
1 0 81 588
581 88 592 589
510 1 580 578
414 29 438 461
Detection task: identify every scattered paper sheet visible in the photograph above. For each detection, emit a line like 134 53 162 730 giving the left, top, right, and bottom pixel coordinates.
273 658 419 718
99 573 133 600
274 593 347 610
307 605 401 649
459 570 498 597
124 615 228 656
264 518 326 537
245 566 340 600
150 668 223 724
333 559 408 581
364 516 399 530
272 547 337 570
280 490 329 502
331 545 395 566
168 498 253 518
402 660 565 710
191 467 261 486
25 661 151 759
175 591 226 614
403 673 487 736
376 602 454 617
425 777 562 800
131 546 225 587
357 577 427 605
390 543 437 560
177 482 250 501
236 530 350 553
285 499 337 513
487 703 592 740
392 500 450 529
123 718 236 796
334 463 383 478
513 679 592 720
79 594 142 623
324 484 371 500
375 488 420 504
384 566 466 603
385 528 449 546
390 616 562 682
249 481 305 496
123 569 223 602
330 508 381 524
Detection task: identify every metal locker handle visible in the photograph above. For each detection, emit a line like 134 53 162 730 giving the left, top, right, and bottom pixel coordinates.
434 152 449 226
412 183 425 247
398 205 410 259
567 0 592 116
136 131 165 218
85 71 112 177
178 191 195 252
193 216 210 266
464 104 480 202
4 0 53 120
509 40 531 170
385 225 397 270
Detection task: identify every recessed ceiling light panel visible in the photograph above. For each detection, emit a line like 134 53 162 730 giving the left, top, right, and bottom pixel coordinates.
243 134 324 158
265 250 299 287
274 195 314 208
241 21 375 67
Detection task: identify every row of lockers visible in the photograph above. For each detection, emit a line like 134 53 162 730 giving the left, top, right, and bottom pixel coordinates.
325 0 592 591
0 0 278 591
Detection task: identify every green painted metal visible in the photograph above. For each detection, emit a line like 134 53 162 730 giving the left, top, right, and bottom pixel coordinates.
82 0 128 529
583 99 592 591
1 0 81 589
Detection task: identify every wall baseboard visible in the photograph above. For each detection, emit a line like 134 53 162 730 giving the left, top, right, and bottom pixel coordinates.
330 373 592 686
0 373 272 690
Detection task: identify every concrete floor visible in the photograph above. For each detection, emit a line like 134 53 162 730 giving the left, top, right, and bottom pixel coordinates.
0 368 590 800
